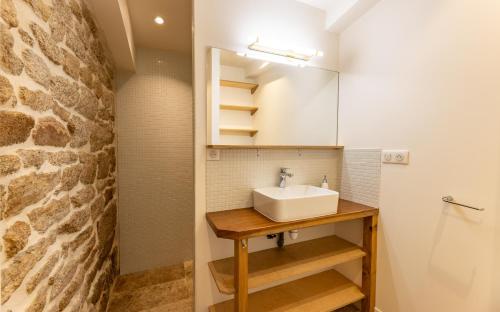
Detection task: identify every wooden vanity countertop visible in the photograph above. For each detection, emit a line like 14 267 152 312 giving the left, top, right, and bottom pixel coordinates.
206 199 379 240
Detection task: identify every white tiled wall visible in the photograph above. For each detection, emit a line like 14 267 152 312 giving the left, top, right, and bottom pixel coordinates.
116 48 193 274
206 149 342 211
340 149 381 207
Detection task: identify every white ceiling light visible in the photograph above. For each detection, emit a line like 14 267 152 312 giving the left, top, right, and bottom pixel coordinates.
154 16 165 25
248 38 323 61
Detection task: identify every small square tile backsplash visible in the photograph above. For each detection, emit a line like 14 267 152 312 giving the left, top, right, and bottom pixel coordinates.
340 149 381 208
206 149 342 212
206 148 381 212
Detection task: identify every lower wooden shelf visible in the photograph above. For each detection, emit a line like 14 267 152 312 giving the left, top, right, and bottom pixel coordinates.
220 127 258 137
209 269 364 312
209 235 365 294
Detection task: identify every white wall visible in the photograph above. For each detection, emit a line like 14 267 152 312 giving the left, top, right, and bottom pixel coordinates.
194 0 339 310
495 163 500 309
338 0 500 311
116 49 193 274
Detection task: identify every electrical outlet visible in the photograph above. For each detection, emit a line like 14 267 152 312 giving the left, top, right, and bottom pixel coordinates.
382 150 409 165
207 149 220 161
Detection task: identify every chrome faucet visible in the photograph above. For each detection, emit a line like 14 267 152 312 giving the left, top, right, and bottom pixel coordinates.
279 168 293 188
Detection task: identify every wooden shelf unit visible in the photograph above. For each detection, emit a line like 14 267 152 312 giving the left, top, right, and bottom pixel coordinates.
209 235 366 294
220 80 259 94
220 104 259 115
207 145 344 150
209 269 365 312
206 200 379 312
220 128 258 137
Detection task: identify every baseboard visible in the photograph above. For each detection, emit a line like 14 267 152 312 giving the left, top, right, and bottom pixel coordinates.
375 307 383 312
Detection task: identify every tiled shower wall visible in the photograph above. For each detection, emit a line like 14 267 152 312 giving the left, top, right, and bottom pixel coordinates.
206 149 342 212
116 48 193 274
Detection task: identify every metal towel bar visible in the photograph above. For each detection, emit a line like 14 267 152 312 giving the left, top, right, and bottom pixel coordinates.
442 195 485 211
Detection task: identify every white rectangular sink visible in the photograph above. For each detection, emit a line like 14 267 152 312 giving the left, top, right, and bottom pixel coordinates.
253 185 339 222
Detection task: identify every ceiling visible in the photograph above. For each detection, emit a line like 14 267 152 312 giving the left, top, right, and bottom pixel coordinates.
88 0 376 70
296 0 335 11
296 0 380 32
127 0 192 54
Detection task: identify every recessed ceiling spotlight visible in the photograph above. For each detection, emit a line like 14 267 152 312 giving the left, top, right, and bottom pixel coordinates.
154 16 165 25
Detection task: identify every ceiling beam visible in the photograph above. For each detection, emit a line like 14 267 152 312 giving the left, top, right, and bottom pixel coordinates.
86 0 136 71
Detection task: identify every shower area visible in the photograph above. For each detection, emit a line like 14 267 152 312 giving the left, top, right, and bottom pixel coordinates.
109 47 194 311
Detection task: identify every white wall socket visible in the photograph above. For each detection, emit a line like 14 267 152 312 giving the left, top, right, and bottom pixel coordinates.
382 150 409 165
207 149 220 161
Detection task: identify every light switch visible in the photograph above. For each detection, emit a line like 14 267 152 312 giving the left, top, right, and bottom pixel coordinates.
207 149 220 161
382 150 409 165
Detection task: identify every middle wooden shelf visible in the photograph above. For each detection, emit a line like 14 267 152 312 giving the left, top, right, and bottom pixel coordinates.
220 104 259 115
208 235 366 294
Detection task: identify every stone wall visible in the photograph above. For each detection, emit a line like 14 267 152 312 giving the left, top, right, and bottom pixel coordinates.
0 0 118 311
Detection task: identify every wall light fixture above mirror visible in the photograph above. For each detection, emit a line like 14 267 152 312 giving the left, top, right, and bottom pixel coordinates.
248 37 324 61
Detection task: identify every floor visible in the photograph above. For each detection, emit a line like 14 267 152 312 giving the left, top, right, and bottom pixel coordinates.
107 261 193 312
107 261 358 312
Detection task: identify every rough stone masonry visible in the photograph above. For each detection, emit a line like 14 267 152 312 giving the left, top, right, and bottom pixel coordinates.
0 0 118 311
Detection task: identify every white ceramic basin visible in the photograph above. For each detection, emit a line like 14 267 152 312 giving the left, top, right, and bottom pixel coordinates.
253 185 339 222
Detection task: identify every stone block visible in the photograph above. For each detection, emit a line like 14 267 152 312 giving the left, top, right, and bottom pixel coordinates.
32 116 71 147
2 221 31 258
28 195 70 233
57 206 90 234
16 149 47 169
19 87 55 111
22 49 51 89
4 171 59 218
0 155 21 176
0 111 34 146
1 235 55 303
0 24 23 75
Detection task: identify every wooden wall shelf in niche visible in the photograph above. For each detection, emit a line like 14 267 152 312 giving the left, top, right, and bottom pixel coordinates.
220 80 259 94
220 105 259 115
206 145 344 150
219 128 258 137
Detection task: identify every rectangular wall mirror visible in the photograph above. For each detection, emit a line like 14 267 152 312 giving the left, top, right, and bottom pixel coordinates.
207 48 339 148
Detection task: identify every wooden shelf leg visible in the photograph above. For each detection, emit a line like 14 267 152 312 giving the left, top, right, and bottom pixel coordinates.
361 215 378 312
234 239 249 312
